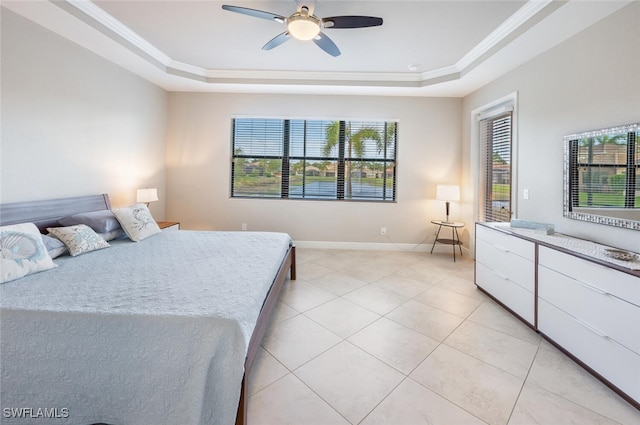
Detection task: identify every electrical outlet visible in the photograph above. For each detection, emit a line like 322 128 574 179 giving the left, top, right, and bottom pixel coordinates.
241 223 247 231
380 227 387 235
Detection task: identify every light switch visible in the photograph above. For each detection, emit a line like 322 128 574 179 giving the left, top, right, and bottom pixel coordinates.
523 189 530 200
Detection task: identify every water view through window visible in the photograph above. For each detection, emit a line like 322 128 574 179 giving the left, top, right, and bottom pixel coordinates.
231 118 397 202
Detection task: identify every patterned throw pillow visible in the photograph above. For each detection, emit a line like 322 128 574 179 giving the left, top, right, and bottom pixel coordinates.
111 203 161 242
1 222 57 283
47 225 110 256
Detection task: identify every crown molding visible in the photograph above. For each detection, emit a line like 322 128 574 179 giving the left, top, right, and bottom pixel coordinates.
64 0 171 66
51 0 560 88
456 0 556 71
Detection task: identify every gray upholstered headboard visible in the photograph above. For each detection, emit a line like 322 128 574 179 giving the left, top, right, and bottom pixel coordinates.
0 194 111 233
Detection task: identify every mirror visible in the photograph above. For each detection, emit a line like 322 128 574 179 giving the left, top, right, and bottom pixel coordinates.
564 123 639 230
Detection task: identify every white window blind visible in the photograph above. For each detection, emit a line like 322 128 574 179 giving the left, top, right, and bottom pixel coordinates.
479 112 513 222
231 118 397 202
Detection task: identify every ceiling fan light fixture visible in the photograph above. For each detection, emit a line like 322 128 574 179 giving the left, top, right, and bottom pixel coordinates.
221 2 383 56
287 13 321 41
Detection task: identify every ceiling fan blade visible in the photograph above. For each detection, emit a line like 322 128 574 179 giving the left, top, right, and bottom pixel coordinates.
313 32 340 57
322 16 383 29
221 5 285 23
262 32 291 51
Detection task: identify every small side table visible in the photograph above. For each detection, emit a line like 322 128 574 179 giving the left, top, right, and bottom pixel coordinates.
430 220 464 261
157 221 180 231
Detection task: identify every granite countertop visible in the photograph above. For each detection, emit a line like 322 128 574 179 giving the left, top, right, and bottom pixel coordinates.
487 223 640 272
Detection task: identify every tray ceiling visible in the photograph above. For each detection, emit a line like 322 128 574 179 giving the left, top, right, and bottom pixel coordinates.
2 0 632 96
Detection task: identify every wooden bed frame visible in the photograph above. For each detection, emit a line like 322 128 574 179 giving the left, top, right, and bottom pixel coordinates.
0 194 296 425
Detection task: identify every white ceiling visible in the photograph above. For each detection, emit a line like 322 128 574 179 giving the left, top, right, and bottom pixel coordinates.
3 0 633 96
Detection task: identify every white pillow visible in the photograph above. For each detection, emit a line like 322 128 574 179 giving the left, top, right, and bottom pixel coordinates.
111 203 161 242
1 223 57 283
47 225 110 256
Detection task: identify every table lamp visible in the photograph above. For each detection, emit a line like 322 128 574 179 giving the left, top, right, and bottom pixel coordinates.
137 188 158 207
436 184 460 223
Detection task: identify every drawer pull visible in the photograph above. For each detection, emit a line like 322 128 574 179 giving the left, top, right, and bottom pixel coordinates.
576 318 608 338
494 270 509 281
495 244 510 253
571 277 610 296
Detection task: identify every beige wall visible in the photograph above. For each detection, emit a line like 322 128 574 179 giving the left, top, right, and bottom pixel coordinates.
0 9 168 217
462 1 640 253
166 93 464 247
4 2 638 252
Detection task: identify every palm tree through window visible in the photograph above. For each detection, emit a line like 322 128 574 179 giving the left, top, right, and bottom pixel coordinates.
230 118 397 202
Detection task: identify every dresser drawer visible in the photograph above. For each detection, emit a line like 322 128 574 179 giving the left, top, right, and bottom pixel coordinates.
476 224 535 260
476 262 535 324
476 237 535 292
539 299 640 402
539 265 640 355
538 246 640 307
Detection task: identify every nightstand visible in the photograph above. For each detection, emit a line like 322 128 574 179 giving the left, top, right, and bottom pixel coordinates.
156 221 180 231
430 220 464 261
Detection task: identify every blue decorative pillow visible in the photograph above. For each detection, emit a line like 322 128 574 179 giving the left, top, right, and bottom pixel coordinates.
58 210 122 233
41 234 68 259
98 229 126 242
1 223 57 283
47 225 110 256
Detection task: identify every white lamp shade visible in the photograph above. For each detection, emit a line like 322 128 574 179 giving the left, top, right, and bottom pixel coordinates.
436 184 460 201
137 188 158 204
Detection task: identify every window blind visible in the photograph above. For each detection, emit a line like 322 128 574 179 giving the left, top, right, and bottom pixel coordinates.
568 129 638 209
480 112 512 222
230 118 397 202
231 118 284 197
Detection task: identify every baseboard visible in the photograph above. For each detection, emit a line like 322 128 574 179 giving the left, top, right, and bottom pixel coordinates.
293 240 472 256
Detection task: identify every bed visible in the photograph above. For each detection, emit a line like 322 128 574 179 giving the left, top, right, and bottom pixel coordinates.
0 194 296 425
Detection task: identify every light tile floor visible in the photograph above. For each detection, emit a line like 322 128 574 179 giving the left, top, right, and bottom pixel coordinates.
247 248 640 425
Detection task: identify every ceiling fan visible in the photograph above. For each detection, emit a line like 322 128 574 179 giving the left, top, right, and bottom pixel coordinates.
221 0 383 57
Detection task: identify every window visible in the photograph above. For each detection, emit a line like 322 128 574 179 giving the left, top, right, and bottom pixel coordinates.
479 112 513 222
231 118 397 202
568 129 638 208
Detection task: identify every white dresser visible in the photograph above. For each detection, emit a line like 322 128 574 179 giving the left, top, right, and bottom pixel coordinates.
475 224 536 325
475 222 640 408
